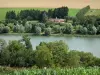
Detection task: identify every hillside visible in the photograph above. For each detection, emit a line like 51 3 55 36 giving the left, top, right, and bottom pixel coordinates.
85 9 100 16
76 5 100 17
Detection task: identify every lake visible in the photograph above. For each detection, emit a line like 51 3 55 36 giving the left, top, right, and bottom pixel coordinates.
0 35 100 57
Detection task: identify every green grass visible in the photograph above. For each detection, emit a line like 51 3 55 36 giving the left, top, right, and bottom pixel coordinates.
85 9 100 16
68 8 80 17
0 67 100 75
0 8 79 21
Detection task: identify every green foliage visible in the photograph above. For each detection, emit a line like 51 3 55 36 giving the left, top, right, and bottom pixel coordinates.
6 11 16 20
65 23 73 34
13 23 25 33
0 23 5 33
66 50 80 67
19 24 25 33
7 23 14 31
44 27 52 36
0 36 35 67
0 8 79 21
25 22 32 33
47 40 69 67
13 24 20 32
35 40 69 67
1 67 100 75
39 11 48 22
0 37 100 68
87 25 97 35
76 5 90 20
78 51 95 67
22 35 32 50
0 40 26 66
82 27 88 34
35 45 53 68
35 26 41 35
53 6 69 18
97 25 100 34
0 39 6 51
52 25 61 34
75 25 88 34
1 26 10 33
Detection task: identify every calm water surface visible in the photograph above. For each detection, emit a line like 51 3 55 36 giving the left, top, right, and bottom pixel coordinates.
0 35 100 57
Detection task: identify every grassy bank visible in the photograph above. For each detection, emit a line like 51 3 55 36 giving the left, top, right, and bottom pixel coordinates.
0 8 79 21
0 66 100 75
1 33 100 38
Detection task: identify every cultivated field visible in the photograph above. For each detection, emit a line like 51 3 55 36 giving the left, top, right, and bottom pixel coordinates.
0 67 100 75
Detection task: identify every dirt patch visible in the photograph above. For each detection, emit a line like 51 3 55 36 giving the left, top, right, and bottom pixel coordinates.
0 0 100 9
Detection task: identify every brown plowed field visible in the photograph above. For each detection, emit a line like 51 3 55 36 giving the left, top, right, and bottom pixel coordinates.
0 0 100 9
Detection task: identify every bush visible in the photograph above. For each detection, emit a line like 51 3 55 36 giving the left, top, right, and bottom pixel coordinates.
35 26 41 35
44 27 52 36
52 25 61 34
64 23 73 34
2 26 10 33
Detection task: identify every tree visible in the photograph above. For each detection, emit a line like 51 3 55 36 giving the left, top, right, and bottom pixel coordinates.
0 37 35 67
7 23 14 31
25 22 32 33
66 50 80 67
13 24 20 32
87 25 97 35
35 26 41 35
78 51 95 67
47 40 69 67
39 11 48 22
38 23 45 32
22 35 32 50
64 23 73 34
53 6 69 18
1 40 26 66
75 25 83 34
97 25 100 34
2 26 10 33
0 23 5 33
0 39 6 52
48 9 53 18
92 26 97 35
75 25 88 34
82 27 88 34
35 45 53 68
44 27 52 36
6 11 16 20
19 24 25 33
52 25 61 34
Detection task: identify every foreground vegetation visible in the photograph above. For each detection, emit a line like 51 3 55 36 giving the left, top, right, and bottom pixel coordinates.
0 66 100 75
0 35 100 74
0 35 100 68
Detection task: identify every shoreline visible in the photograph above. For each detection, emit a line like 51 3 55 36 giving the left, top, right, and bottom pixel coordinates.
0 33 100 37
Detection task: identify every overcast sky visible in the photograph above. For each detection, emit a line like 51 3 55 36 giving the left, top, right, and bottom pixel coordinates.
0 0 100 9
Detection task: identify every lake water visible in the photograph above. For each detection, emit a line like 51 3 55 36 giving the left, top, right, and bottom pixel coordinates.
0 35 100 57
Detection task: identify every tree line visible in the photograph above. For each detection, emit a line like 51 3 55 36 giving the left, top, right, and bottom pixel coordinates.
5 6 68 22
0 20 100 35
0 35 100 68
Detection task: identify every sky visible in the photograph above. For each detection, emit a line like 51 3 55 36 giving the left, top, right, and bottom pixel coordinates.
0 0 100 9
